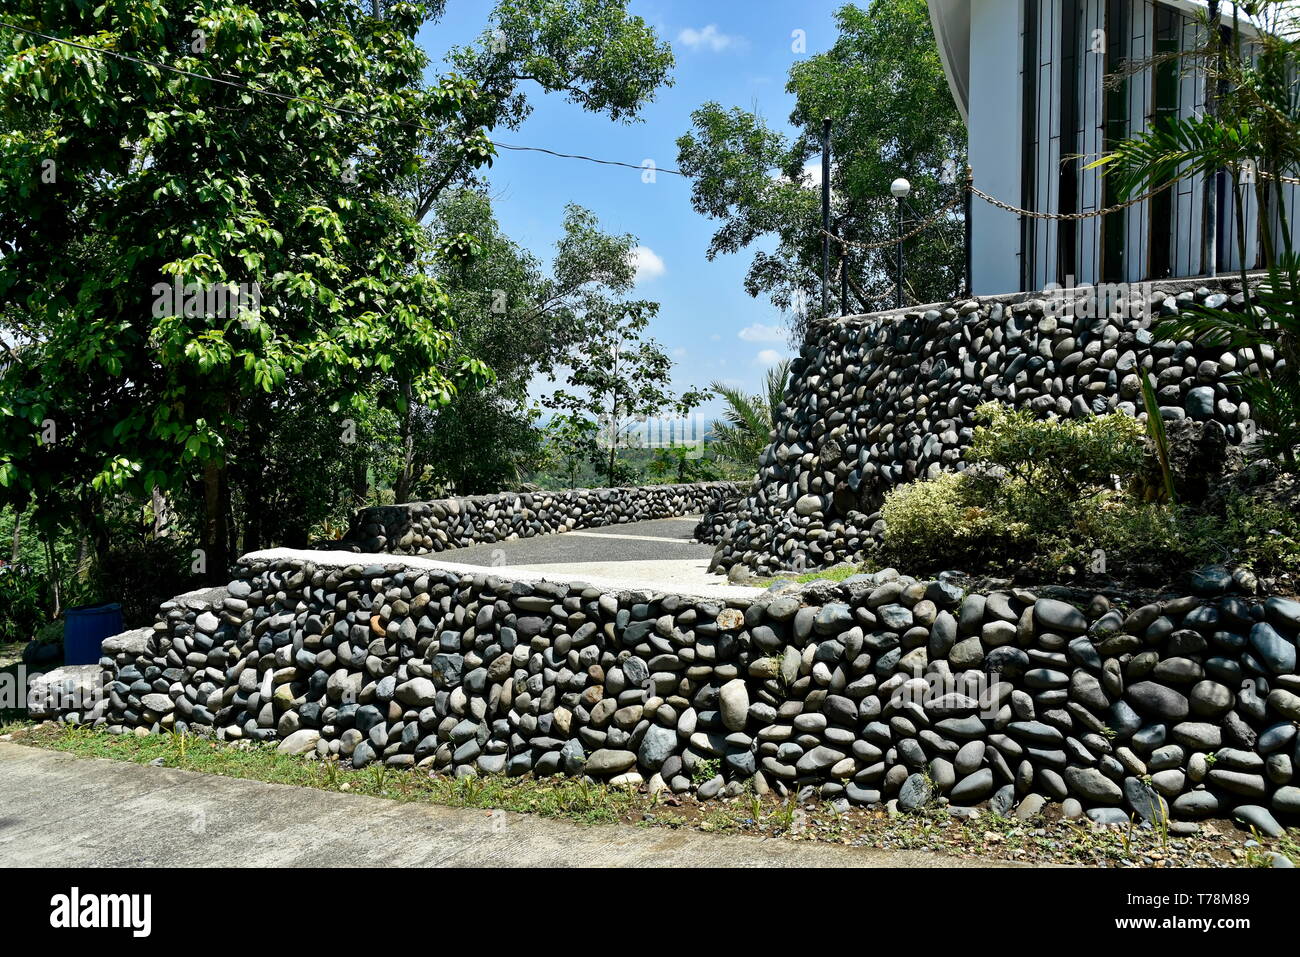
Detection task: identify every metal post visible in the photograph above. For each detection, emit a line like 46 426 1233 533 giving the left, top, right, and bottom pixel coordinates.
821 117 831 318
1205 0 1219 276
840 238 849 316
896 197 905 310
964 165 974 296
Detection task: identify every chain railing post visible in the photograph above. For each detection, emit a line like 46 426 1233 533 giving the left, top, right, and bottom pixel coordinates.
896 197 905 310
839 246 849 316
821 117 831 318
964 165 974 296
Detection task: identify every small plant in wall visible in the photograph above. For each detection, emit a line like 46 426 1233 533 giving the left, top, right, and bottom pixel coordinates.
691 757 721 785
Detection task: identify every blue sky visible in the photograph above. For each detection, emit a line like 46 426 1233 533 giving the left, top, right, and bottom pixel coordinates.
417 0 851 420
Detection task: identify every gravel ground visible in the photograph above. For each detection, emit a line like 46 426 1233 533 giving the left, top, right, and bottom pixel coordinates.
625 794 1297 868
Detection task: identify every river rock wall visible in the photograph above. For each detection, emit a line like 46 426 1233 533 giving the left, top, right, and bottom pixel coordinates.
82 554 1300 828
711 280 1282 576
342 482 744 555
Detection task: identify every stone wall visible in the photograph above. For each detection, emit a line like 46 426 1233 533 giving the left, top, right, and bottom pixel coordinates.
81 553 1300 828
341 482 744 556
711 280 1282 575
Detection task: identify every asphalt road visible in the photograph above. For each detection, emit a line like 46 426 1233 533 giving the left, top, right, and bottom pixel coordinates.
437 516 714 567
0 742 991 868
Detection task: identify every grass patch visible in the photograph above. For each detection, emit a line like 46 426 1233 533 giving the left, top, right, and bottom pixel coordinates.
747 564 868 588
7 721 643 826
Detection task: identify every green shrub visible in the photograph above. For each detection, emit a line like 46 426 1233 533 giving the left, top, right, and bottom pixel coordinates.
883 405 1168 577
0 567 48 644
968 402 1147 502
1219 494 1300 577
882 471 1026 570
883 405 1149 572
882 403 1300 582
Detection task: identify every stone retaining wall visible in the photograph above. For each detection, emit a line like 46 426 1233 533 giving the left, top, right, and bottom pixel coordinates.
712 279 1283 575
342 482 744 555
80 554 1300 828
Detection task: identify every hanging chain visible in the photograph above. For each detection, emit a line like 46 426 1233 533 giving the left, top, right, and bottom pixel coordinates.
820 193 965 251
967 177 1182 220
822 163 1297 252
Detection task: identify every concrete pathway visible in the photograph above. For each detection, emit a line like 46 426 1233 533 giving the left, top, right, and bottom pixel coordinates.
437 515 712 565
426 516 738 594
248 515 758 600
0 743 991 868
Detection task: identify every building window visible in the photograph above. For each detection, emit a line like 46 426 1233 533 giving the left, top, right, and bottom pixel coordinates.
1102 0 1130 282
1021 0 1039 291
1058 0 1081 284
1148 3 1179 279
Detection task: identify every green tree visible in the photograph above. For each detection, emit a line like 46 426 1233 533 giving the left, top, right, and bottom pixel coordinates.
384 0 675 499
540 414 602 489
676 1 966 335
709 360 792 471
0 1 491 578
547 306 707 488
412 192 658 493
405 0 674 217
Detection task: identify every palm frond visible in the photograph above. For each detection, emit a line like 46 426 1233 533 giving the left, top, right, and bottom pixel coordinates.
709 377 773 466
1088 114 1255 199
763 359 792 420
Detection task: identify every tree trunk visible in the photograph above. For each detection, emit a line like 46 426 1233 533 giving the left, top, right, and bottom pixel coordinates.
395 379 415 503
151 487 172 539
10 510 20 564
45 537 61 619
352 455 369 510
201 460 229 583
243 444 264 554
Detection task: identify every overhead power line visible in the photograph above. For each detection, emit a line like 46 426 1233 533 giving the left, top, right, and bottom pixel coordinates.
0 20 684 177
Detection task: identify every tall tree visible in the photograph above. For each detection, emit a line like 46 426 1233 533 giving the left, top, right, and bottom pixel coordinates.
547 305 707 488
412 194 654 494
676 1 966 336
404 0 675 221
0 1 491 578
387 0 676 501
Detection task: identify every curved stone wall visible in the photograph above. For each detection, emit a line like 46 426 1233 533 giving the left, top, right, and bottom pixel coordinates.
342 481 744 555
83 555 1300 828
711 281 1282 575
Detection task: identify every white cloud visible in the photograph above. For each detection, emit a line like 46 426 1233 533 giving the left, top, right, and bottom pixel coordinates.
629 245 665 284
677 25 743 53
755 348 788 366
738 322 785 343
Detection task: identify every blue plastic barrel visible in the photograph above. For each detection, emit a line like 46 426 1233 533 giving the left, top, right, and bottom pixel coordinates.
63 602 123 665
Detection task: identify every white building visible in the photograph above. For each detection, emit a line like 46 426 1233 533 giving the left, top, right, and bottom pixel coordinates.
928 0 1297 295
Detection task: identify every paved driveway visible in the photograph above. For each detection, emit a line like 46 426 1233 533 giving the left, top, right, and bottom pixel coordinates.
435 515 712 567
0 743 991 868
